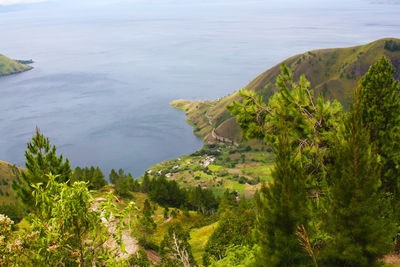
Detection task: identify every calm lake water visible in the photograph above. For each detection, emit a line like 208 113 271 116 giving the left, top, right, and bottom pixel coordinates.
0 0 399 176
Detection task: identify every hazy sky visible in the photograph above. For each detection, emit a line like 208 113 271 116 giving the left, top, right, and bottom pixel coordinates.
0 0 45 5
0 0 399 10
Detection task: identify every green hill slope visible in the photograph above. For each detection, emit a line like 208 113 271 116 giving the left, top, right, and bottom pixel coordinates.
0 160 23 205
0 54 32 76
172 38 400 143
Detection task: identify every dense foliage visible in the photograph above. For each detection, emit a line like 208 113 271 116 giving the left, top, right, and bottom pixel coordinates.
71 166 107 190
255 132 311 267
225 57 400 266
109 168 139 198
3 175 135 266
139 174 219 214
321 86 396 266
203 198 254 266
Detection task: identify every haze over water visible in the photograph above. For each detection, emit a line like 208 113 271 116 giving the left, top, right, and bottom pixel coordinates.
0 0 399 176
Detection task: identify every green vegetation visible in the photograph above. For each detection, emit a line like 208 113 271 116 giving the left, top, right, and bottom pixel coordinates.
189 222 217 264
0 54 32 76
385 40 400 52
12 127 72 210
203 197 254 266
72 166 107 190
109 168 139 198
146 143 274 196
321 80 395 266
3 41 400 266
255 133 310 267
357 57 400 198
0 160 22 205
160 223 197 266
223 57 400 266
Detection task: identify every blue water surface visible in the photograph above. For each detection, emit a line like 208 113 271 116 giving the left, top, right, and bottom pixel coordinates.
0 0 399 176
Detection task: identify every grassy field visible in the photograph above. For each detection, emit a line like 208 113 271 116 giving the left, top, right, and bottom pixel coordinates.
0 54 32 76
190 222 218 264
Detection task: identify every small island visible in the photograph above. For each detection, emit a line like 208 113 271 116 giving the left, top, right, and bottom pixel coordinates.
0 54 33 76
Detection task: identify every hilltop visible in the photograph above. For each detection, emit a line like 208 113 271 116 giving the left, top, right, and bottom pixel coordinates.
0 54 33 76
172 38 400 144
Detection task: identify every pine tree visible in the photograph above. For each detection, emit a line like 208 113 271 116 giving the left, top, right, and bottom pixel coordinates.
357 56 400 197
141 172 151 193
355 56 400 252
91 166 107 189
71 166 107 190
135 200 156 247
12 127 71 209
228 63 341 202
322 84 395 267
216 189 237 215
254 130 311 267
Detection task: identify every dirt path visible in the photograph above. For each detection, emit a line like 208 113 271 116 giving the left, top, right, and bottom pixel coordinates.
93 197 139 259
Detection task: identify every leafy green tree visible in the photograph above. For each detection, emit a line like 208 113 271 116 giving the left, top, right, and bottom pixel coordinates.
160 223 197 267
0 214 18 264
321 70 396 267
2 174 136 266
28 175 135 266
12 127 71 209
